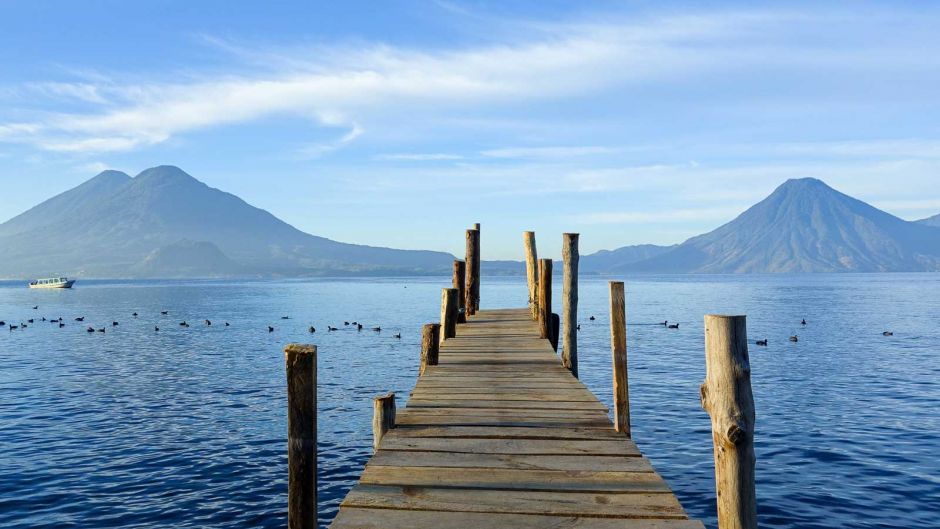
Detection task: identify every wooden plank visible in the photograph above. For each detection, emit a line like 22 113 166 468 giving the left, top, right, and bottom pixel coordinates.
331 508 706 529
378 436 641 456
360 466 671 493
343 485 685 518
396 407 610 419
405 399 608 411
381 425 633 441
395 414 613 428
370 451 653 472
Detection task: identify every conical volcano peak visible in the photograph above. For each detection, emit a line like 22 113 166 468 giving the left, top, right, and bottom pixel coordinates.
132 165 204 188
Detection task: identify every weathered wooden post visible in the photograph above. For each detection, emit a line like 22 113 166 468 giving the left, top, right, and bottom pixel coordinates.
465 228 480 316
440 287 458 343
524 231 539 320
285 343 317 529
453 260 467 323
372 392 396 451
420 323 441 376
562 232 579 377
538 259 552 340
702 315 757 529
609 281 630 436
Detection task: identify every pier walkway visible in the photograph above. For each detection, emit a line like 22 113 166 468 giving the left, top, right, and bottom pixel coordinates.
328 308 705 529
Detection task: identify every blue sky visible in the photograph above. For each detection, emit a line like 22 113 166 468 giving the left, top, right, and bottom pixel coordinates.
1 1 939 259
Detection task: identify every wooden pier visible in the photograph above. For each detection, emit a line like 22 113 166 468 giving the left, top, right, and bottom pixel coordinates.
328 307 705 528
285 227 757 529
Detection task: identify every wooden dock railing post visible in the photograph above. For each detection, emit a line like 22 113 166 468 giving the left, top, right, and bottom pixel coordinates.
372 392 396 451
538 258 553 340
465 228 480 316
453 260 467 323
702 315 757 529
420 323 441 375
284 343 317 529
440 287 458 343
562 232 579 377
609 281 630 436
524 231 539 320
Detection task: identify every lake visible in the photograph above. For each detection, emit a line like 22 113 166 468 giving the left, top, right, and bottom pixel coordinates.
1 274 938 528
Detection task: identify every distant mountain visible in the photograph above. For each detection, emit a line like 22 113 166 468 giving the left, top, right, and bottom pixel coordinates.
581 244 672 273
618 178 940 273
0 166 454 278
917 213 940 227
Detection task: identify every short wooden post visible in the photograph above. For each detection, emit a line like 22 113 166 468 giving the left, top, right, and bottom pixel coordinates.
609 281 630 436
372 392 396 451
550 312 560 352
465 229 480 316
453 260 467 323
701 315 757 529
285 343 317 529
524 231 539 320
562 233 579 377
420 323 441 376
440 287 458 343
538 258 552 340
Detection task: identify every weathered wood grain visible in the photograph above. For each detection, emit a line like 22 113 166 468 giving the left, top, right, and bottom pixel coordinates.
284 343 317 529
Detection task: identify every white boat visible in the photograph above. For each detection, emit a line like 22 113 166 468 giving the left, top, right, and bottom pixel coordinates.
28 277 75 289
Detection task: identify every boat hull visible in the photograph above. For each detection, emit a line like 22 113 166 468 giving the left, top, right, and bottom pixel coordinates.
28 280 75 289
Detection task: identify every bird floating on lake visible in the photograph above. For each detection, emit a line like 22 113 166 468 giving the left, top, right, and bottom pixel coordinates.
756 339 768 346
32 306 38 310
668 323 679 329
268 326 274 332
224 322 229 327
393 333 401 339
344 321 349 326
205 319 211 326
75 317 84 322
27 318 34 323
801 319 807 325
97 328 105 333
10 325 18 330
789 335 799 342
112 321 119 326
308 326 316 333
179 321 189 327
372 327 382 332
281 316 290 320
328 326 338 331
589 316 596 321
357 323 363 331
59 322 65 328
161 311 168 315
86 327 94 333
883 331 893 336
154 326 159 332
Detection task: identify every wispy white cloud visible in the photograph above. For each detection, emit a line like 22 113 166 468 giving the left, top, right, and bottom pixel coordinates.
7 9 933 155
481 146 618 158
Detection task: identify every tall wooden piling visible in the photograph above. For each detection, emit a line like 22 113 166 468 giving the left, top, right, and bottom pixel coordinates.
550 312 560 352
562 233 579 377
440 288 458 343
702 315 757 529
453 260 467 323
609 281 630 436
420 323 441 376
284 343 317 529
372 392 396 451
538 259 553 340
523 231 539 320
465 229 480 316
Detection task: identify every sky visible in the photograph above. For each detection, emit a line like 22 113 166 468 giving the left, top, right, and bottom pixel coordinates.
1 0 939 259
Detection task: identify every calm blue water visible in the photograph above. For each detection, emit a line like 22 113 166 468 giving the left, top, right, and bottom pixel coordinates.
1 275 938 528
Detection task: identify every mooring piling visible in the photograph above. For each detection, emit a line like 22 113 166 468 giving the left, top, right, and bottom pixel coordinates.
440 288 458 343
284 343 317 529
538 258 553 340
523 231 539 320
562 232 579 377
609 281 630 436
452 260 467 323
702 315 757 529
372 392 396 452
419 323 441 376
465 228 480 316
